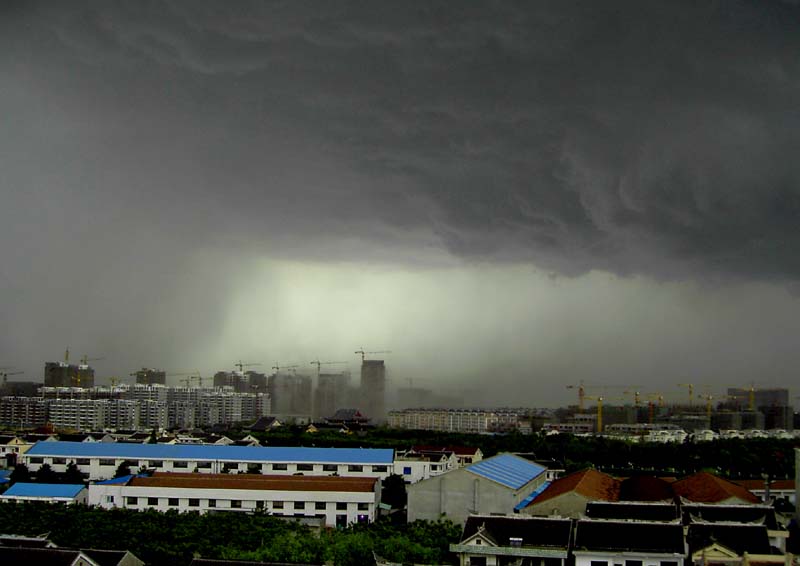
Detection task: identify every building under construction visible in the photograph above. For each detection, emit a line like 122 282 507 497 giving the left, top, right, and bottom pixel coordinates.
44 361 95 388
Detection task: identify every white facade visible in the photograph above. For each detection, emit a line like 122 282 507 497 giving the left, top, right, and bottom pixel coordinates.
88 474 379 527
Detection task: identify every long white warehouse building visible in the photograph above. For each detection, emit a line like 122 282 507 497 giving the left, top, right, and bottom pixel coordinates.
88 472 380 527
22 441 395 481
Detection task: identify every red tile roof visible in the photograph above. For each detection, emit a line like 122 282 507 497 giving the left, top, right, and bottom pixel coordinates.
527 468 620 507
672 472 760 504
129 472 377 493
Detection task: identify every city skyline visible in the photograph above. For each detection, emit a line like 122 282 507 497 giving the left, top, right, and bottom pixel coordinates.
3 2 800 406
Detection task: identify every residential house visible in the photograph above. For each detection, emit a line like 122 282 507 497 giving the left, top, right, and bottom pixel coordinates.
449 515 572 566
572 520 686 566
687 523 777 566
522 469 620 518
672 472 761 505
411 445 484 467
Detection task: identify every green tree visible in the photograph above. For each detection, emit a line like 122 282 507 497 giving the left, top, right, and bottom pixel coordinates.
35 463 57 483
9 463 30 484
63 461 85 484
381 474 407 509
114 460 133 478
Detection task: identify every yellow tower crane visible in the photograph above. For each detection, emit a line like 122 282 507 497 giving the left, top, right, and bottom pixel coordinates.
583 395 604 433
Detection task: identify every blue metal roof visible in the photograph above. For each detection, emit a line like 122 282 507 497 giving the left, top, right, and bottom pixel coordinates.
24 441 394 464
3 482 85 498
466 453 546 490
514 480 552 510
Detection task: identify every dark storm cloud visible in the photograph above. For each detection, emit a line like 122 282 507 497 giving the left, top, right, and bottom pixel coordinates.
15 0 800 280
2 0 800 391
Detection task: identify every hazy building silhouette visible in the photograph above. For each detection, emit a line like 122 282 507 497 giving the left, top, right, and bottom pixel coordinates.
268 373 312 418
360 360 386 422
134 368 166 385
314 372 350 419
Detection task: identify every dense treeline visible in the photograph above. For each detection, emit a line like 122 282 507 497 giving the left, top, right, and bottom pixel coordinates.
0 502 460 565
252 427 798 479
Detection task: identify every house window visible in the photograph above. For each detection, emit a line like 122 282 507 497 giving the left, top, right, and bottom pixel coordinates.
336 502 347 511
297 463 314 471
372 465 388 473
323 464 337 472
273 501 284 509
105 495 114 504
357 503 369 511
256 501 264 509
272 463 288 471
591 562 608 566
315 502 326 510
662 562 678 566
231 500 242 509
189 499 199 507
626 562 642 566
150 460 163 468
147 497 158 506
76 458 90 465
208 499 216 508
347 465 363 472
29 457 43 464
293 501 305 510
173 461 188 468
168 498 179 506
99 459 115 466
53 458 66 465
336 514 347 527
197 461 211 469
127 497 137 506
403 466 412 475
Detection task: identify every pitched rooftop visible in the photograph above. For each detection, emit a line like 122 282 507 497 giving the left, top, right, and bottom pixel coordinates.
574 520 685 555
465 453 546 490
462 515 572 549
585 501 679 522
24 441 393 464
526 468 620 507
2 483 85 499
672 472 760 504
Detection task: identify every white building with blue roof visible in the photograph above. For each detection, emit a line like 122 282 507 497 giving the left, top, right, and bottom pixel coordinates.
407 452 549 525
21 441 395 481
0 482 87 505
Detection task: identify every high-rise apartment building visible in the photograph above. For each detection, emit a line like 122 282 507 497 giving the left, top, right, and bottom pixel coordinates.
360 360 386 422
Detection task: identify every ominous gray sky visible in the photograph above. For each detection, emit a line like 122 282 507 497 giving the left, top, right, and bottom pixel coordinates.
2 1 800 406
